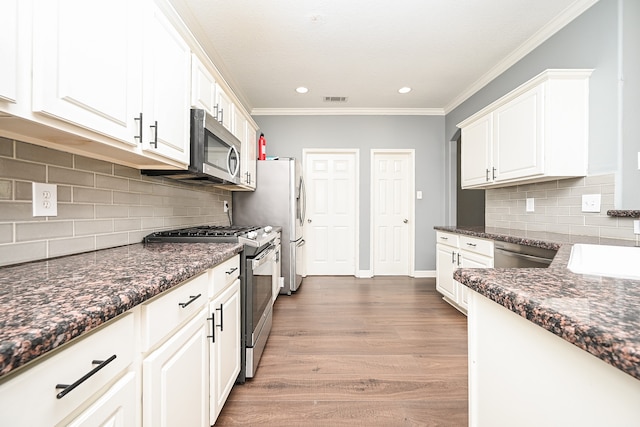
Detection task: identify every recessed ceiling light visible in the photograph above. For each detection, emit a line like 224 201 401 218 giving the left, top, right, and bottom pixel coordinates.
295 87 309 94
398 87 412 94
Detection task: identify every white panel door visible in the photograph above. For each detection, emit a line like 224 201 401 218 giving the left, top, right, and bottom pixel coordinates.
304 151 357 276
372 151 412 275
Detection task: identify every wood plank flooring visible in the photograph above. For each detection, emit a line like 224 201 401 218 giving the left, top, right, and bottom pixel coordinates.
216 276 468 427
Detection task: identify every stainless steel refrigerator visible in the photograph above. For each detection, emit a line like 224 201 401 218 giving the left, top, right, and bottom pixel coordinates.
233 158 306 294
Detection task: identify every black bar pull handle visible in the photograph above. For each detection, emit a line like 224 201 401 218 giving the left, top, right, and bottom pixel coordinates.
225 267 238 275
134 113 143 143
216 303 224 332
149 121 158 148
178 293 201 308
55 355 117 399
207 312 216 343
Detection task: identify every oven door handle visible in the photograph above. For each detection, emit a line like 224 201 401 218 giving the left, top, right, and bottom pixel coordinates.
251 245 276 269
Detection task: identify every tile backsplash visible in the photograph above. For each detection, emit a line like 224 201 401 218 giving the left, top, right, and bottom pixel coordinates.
0 137 233 266
485 174 639 244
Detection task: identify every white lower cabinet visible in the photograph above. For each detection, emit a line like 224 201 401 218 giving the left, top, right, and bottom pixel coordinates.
66 371 138 427
0 313 137 426
0 256 243 427
436 231 493 313
143 308 209 427
209 279 241 424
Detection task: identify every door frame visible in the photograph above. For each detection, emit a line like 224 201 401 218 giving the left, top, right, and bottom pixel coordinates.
370 149 415 277
302 148 360 277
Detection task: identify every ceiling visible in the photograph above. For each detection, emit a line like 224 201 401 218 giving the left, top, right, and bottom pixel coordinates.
167 0 597 114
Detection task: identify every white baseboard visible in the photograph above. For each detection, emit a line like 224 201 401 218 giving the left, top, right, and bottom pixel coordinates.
356 270 373 278
412 270 436 278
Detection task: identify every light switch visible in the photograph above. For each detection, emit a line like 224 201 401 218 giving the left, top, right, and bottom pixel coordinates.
416 191 423 200
581 194 601 213
526 198 534 212
32 182 58 217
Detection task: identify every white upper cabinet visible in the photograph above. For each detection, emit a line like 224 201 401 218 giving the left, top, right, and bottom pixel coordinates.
0 0 18 103
191 54 218 115
141 2 191 164
32 0 143 146
459 69 592 189
215 84 235 132
30 0 189 166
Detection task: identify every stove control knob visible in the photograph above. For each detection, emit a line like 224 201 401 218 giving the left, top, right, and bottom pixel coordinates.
264 226 273 233
246 231 258 239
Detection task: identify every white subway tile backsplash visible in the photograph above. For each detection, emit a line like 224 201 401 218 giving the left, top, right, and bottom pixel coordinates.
49 166 95 187
0 241 47 265
0 158 47 181
0 224 12 244
49 236 96 258
486 174 637 242
0 139 233 266
0 181 11 199
16 221 74 242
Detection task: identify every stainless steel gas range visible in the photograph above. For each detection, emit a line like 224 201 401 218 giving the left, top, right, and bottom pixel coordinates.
144 225 280 383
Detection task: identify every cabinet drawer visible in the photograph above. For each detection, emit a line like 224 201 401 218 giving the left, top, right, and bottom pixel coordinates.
211 255 240 298
0 313 135 427
459 235 494 257
436 231 459 248
141 271 209 351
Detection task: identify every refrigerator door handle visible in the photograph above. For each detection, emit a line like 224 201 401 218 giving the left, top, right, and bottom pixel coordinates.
299 176 306 226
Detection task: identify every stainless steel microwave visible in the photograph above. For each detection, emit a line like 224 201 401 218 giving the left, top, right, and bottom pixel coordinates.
142 109 241 185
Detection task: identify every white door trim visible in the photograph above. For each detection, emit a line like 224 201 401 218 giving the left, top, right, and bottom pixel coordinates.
302 148 360 276
370 149 415 277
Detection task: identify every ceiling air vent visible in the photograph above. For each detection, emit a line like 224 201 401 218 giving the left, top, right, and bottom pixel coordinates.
323 96 348 102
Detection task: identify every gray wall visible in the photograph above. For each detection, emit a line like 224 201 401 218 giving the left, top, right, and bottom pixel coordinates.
445 0 640 212
622 0 640 208
252 115 445 272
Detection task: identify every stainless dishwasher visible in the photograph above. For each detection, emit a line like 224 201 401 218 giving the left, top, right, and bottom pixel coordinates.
494 241 557 268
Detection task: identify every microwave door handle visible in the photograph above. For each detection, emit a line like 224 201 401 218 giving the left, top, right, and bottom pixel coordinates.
227 145 239 178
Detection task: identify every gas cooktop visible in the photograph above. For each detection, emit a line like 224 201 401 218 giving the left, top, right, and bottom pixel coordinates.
143 225 278 248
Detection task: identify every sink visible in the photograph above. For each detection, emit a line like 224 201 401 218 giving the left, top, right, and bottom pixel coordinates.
568 244 640 280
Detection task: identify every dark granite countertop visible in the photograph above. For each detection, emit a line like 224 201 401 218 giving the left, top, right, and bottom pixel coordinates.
434 226 640 381
0 242 243 379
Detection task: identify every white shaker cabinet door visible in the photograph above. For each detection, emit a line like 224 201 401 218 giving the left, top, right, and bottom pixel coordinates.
435 243 457 302
66 372 138 427
0 0 18 103
492 85 544 182
210 278 242 424
143 308 209 427
32 0 143 146
142 3 191 164
460 114 492 188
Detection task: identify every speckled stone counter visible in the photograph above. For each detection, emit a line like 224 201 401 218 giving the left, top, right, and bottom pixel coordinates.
0 242 243 378
435 226 640 381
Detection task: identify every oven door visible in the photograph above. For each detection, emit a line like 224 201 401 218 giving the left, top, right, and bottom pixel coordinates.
247 244 276 346
245 244 277 378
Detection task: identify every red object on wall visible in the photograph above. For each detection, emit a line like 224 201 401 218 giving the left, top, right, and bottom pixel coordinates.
258 133 266 160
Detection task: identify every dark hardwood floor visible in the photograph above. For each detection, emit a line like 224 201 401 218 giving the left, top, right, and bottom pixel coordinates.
216 276 468 427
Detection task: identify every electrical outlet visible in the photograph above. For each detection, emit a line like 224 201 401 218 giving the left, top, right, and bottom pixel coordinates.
581 194 601 213
526 198 534 212
634 220 640 235
32 182 58 217
223 200 229 213
416 191 423 200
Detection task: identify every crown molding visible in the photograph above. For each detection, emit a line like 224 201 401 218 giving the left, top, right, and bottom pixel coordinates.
251 108 445 116
443 0 600 114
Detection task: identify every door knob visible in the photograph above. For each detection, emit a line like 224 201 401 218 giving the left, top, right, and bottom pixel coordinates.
403 219 408 224
307 219 312 223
